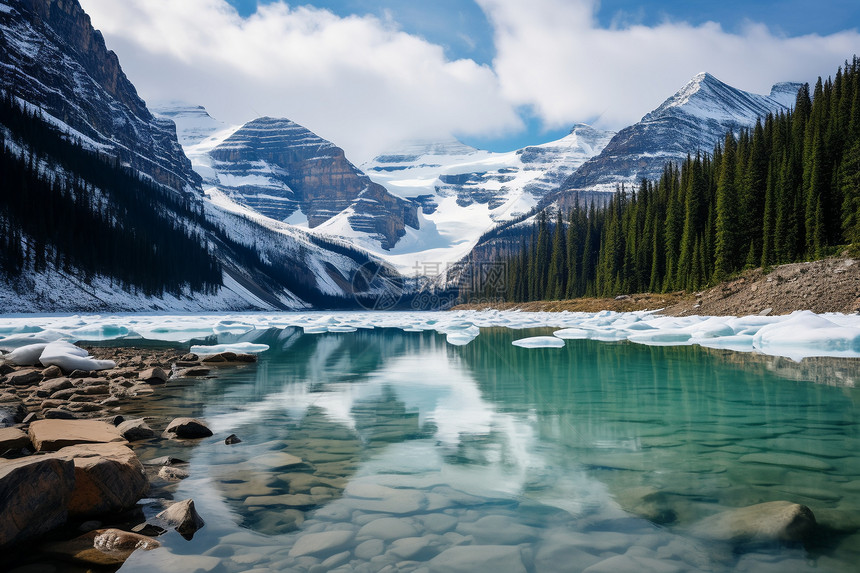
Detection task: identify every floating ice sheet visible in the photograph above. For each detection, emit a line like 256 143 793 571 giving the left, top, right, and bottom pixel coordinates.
0 309 859 361
512 336 565 348
190 342 270 356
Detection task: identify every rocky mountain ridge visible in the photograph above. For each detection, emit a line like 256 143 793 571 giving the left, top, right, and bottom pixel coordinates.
558 72 802 199
0 0 200 194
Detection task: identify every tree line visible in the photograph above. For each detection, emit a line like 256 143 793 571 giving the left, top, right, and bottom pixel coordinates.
469 56 860 302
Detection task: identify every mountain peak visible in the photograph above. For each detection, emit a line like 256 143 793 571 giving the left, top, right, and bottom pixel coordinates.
644 71 797 126
563 73 798 195
217 117 338 154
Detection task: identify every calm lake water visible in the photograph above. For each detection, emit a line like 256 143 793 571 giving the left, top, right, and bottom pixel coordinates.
114 326 860 572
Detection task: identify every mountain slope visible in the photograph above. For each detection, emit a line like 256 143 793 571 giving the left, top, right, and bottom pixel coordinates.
559 73 802 197
0 0 405 311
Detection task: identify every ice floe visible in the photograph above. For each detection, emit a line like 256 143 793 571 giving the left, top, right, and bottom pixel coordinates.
0 309 858 361
512 336 565 348
190 342 270 356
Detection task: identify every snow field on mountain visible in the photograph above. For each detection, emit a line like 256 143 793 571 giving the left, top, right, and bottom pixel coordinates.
1 310 859 361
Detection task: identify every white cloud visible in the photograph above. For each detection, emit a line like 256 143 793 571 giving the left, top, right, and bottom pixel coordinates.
79 0 860 161
79 0 522 162
477 0 860 131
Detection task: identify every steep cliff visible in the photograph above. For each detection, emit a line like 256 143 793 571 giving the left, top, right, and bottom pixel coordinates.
0 0 200 194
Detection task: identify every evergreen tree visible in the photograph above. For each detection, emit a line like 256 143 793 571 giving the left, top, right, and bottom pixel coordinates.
714 132 740 280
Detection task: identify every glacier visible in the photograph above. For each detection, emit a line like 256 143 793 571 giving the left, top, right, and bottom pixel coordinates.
1 310 859 362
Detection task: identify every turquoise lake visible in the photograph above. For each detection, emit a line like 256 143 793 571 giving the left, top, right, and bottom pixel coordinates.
112 326 860 572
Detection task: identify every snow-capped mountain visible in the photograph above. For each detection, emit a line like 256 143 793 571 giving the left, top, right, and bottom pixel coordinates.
559 72 802 196
359 124 614 272
0 0 405 311
160 101 612 275
162 109 420 251
0 0 200 195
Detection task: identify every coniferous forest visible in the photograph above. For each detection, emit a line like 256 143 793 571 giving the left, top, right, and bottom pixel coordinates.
473 57 860 302
0 92 223 296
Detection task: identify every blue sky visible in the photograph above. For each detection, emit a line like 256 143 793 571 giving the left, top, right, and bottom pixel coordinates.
227 1 860 59
222 0 860 151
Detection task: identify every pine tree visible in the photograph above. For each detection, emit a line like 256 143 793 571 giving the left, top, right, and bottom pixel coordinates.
714 133 740 280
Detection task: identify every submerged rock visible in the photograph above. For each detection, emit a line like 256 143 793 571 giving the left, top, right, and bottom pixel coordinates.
615 486 678 524
288 530 355 558
43 528 159 567
689 500 816 544
429 545 527 573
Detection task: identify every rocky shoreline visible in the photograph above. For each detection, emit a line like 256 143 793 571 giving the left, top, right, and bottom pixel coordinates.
451 257 860 316
0 344 257 569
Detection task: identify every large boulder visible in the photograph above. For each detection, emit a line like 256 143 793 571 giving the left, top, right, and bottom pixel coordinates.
0 455 75 548
28 419 127 451
163 417 213 439
51 443 149 517
689 500 816 544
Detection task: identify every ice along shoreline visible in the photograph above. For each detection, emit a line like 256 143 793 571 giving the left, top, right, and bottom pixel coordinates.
0 309 859 361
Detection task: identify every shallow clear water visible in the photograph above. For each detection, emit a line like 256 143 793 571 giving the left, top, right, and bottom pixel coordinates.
118 327 860 572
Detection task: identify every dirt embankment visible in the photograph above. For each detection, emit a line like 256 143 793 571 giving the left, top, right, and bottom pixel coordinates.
452 258 860 317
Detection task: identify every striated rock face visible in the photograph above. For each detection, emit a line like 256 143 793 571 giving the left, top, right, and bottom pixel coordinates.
559 73 802 198
0 0 201 194
208 117 419 250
